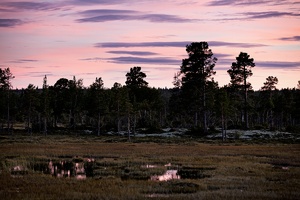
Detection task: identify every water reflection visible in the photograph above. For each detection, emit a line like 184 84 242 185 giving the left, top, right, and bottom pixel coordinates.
10 160 210 181
47 158 94 180
151 169 180 181
11 159 92 180
141 164 157 169
146 163 181 181
11 165 28 177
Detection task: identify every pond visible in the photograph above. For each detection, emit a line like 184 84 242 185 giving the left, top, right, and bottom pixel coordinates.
150 169 180 181
9 156 214 181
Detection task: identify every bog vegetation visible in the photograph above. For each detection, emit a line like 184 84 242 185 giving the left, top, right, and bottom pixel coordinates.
0 135 299 199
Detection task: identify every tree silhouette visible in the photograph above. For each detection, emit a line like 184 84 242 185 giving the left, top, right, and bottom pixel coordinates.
261 76 278 129
0 68 14 132
52 78 69 127
180 42 217 133
125 66 149 137
227 52 255 129
0 68 14 89
125 66 148 88
261 76 278 91
23 84 39 134
215 87 229 141
41 75 49 135
88 77 107 136
172 72 182 88
1 62 300 135
111 82 129 133
68 76 83 130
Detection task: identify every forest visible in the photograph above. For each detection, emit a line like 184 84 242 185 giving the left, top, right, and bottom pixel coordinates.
1 42 300 137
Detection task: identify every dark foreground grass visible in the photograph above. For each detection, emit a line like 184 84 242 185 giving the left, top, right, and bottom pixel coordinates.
0 134 299 199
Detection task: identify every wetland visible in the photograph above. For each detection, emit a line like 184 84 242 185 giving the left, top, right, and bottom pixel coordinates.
0 134 299 199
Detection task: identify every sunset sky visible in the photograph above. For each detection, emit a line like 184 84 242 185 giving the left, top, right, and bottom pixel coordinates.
1 0 299 90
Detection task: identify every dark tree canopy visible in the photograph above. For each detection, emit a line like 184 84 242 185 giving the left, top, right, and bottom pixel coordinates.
178 42 217 132
227 52 255 89
1 46 300 135
125 66 148 88
261 76 278 91
54 78 69 90
227 52 255 129
0 67 14 90
180 42 217 86
90 77 104 90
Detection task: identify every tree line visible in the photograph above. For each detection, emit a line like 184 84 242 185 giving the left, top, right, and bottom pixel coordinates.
1 42 300 137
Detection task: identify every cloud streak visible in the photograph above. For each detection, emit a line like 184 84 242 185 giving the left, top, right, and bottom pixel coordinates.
96 41 267 48
76 9 195 23
256 61 300 69
107 50 158 56
79 57 102 62
244 11 300 19
106 56 180 65
207 0 289 6
9 59 39 63
214 11 300 21
1 1 61 11
214 59 300 70
77 9 137 16
69 0 128 6
23 71 54 78
278 36 300 41
0 19 24 27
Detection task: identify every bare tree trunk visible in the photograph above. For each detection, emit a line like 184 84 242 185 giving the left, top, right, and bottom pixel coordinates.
221 108 225 142
270 110 274 130
97 112 101 136
54 116 57 128
164 105 167 126
133 113 136 136
11 117 14 134
38 113 41 133
127 114 131 141
73 93 78 130
43 75 48 136
117 101 121 133
7 90 10 133
225 115 227 141
44 117 47 136
28 101 32 135
243 66 249 129
1 114 4 133
202 75 207 133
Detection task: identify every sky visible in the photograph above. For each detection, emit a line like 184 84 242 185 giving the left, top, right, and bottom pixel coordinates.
0 0 299 90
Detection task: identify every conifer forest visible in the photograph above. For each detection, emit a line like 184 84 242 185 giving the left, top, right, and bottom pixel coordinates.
1 42 300 136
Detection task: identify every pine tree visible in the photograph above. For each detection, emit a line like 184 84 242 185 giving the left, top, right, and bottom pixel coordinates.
125 66 148 88
227 52 255 129
42 75 49 135
180 42 217 133
88 77 106 136
0 68 14 132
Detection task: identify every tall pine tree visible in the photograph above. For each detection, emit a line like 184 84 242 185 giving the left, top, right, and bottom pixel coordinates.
180 42 217 133
227 52 255 129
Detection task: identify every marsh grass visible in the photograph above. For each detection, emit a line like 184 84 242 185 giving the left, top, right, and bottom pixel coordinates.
0 134 299 199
